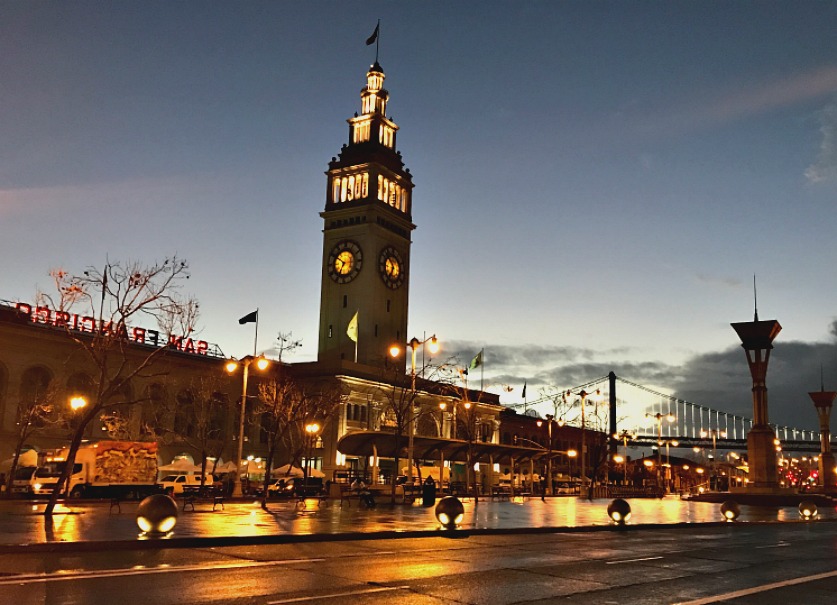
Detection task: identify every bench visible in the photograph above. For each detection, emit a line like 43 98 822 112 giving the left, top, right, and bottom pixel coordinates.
182 488 225 512
492 486 511 501
339 485 361 508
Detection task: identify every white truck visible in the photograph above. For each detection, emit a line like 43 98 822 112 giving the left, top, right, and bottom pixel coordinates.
33 441 161 500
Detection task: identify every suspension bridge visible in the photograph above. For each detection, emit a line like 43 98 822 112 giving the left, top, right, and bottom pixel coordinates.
508 372 825 454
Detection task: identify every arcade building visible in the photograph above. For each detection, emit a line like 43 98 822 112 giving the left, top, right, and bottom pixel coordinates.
0 62 596 494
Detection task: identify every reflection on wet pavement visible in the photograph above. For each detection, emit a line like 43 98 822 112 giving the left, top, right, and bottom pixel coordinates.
1 495 833 545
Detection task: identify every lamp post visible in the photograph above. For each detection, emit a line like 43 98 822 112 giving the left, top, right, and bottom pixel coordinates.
578 390 600 497
390 335 439 483
614 430 634 485
225 355 270 497
646 412 675 490
700 428 726 490
536 414 555 495
304 422 321 482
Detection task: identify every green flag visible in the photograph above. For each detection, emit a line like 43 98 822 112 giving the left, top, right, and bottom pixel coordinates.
469 350 483 371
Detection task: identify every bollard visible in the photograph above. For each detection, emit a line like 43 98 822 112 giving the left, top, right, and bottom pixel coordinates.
799 500 818 520
136 494 178 535
607 498 631 524
435 496 464 530
720 500 740 522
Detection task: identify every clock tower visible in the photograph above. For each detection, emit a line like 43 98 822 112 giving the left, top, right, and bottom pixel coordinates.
317 62 415 368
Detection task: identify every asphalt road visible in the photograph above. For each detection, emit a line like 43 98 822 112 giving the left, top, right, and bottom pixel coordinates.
2 522 836 605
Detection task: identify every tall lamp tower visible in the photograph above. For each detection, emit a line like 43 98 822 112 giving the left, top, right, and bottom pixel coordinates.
809 384 837 493
731 311 781 490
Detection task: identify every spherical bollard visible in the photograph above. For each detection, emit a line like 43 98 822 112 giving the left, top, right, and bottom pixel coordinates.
720 500 740 522
799 500 818 520
607 498 631 524
435 496 465 530
136 494 178 534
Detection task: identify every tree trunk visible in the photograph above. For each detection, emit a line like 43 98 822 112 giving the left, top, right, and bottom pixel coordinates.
44 413 91 516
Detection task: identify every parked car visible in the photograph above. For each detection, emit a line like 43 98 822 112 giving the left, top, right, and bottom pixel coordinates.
158 474 213 495
267 477 324 498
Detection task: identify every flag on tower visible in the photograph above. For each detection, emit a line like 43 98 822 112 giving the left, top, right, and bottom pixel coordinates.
347 311 359 342
365 23 379 46
238 310 258 325
469 350 483 371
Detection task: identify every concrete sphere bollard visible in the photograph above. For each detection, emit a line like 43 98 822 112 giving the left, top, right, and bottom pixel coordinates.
798 500 818 520
435 496 465 530
607 498 631 524
136 494 178 534
720 500 740 522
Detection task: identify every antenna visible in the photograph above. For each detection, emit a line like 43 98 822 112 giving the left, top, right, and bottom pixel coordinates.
753 274 758 322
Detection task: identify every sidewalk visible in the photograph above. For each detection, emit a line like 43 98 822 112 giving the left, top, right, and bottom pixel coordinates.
0 495 829 552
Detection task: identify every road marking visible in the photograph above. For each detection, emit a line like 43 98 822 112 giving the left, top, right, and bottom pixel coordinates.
675 569 837 605
266 585 410 603
606 556 664 564
0 558 325 586
755 541 790 549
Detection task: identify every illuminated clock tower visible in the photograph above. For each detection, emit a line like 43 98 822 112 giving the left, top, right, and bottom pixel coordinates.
317 62 415 367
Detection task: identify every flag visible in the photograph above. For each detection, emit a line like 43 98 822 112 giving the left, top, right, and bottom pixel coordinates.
469 350 483 371
238 310 258 325
522 382 527 398
347 311 358 342
365 23 379 46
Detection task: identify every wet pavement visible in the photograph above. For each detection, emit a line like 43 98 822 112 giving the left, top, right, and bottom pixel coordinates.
2 494 834 548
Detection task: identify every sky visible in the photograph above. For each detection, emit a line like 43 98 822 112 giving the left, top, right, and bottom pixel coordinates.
1 2 836 431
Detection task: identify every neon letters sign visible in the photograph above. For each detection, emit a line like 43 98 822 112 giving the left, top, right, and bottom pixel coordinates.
14 301 209 356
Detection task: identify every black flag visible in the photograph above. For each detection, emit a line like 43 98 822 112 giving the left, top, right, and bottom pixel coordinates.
238 310 258 325
366 23 379 46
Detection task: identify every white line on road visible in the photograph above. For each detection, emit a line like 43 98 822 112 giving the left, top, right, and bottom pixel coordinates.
675 569 837 605
266 585 411 604
0 558 326 586
606 556 664 564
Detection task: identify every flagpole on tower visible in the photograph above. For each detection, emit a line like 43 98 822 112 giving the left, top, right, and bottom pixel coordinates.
366 20 380 62
253 308 259 357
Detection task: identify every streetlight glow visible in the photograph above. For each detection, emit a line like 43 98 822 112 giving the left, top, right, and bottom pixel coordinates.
69 396 87 411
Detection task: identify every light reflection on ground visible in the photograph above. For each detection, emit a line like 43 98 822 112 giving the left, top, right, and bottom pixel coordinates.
1 496 834 545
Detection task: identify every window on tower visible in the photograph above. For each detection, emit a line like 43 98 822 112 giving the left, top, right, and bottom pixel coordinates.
333 173 369 203
353 120 371 143
377 175 408 211
379 124 394 148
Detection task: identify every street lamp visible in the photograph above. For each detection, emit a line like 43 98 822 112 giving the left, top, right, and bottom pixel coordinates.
304 422 321 484
225 355 270 497
577 389 601 497
700 428 726 490
646 412 675 490
389 335 440 483
536 414 555 495
614 430 635 486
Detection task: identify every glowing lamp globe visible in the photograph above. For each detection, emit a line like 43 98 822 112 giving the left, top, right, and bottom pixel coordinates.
607 498 631 524
136 494 178 534
799 500 818 520
720 500 740 522
435 496 465 530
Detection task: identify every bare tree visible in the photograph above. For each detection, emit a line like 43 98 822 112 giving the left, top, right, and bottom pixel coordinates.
256 369 343 510
2 380 59 497
39 257 196 516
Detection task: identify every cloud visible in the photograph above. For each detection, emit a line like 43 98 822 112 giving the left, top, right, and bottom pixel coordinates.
455 321 837 433
805 99 837 183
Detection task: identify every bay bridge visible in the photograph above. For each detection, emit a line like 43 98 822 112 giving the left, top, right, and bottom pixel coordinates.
509 372 826 454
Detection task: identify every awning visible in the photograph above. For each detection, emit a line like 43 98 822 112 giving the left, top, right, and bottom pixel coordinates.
337 430 552 465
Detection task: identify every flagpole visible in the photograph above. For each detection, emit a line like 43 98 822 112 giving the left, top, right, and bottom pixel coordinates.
253 308 259 357
375 19 380 63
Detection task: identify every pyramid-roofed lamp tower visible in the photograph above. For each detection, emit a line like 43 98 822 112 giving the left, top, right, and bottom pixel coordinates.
731 315 782 492
808 386 837 493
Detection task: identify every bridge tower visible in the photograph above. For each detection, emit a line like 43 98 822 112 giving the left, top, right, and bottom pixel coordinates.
809 389 837 492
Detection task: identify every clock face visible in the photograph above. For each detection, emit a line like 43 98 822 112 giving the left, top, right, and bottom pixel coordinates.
327 241 363 284
378 246 405 289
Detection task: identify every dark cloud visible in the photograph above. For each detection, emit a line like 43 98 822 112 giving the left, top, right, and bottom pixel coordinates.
447 320 837 432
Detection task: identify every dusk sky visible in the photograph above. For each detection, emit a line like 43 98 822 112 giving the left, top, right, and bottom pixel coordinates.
2 3 836 430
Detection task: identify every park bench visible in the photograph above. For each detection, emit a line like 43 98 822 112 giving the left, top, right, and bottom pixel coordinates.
181 486 225 511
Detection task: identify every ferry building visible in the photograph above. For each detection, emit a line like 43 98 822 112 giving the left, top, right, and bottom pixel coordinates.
0 61 590 493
